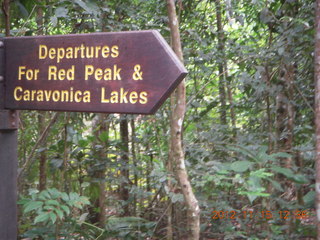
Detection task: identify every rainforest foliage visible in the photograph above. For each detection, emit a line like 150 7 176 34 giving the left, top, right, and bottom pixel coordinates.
0 0 316 239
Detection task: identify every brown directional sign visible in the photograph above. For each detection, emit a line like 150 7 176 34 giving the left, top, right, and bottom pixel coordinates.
3 30 187 114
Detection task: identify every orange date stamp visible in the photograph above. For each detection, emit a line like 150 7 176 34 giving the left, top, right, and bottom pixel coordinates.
212 210 310 220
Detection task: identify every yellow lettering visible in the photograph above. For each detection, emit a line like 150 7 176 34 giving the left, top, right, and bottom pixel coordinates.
49 48 56 59
39 45 47 59
110 91 118 103
58 69 66 80
66 47 73 59
111 45 119 58
67 65 74 80
140 91 148 104
57 48 65 63
120 88 128 103
95 68 103 80
85 65 94 80
26 70 33 80
48 66 74 81
48 66 57 80
104 68 112 80
38 44 120 62
37 90 44 101
113 65 121 80
101 87 109 103
75 91 82 102
23 90 30 101
13 87 90 103
14 86 23 101
83 91 91 102
129 92 138 104
70 87 74 102
52 91 60 102
61 90 69 102
74 47 80 58
19 67 39 81
45 90 52 101
80 44 85 58
34 69 39 80
102 46 110 58
95 46 101 58
86 47 94 58
18 66 26 80
31 90 37 101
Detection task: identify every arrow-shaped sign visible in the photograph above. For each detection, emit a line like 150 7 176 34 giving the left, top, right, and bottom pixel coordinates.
3 30 187 114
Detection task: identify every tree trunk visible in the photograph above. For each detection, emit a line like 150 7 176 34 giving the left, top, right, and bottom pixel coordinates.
35 2 47 191
38 112 47 191
276 0 297 169
36 2 47 192
130 118 138 216
166 1 200 239
275 64 295 168
89 114 108 227
214 0 227 126
167 144 174 240
314 0 320 237
167 95 175 240
120 116 130 216
284 63 295 168
2 0 10 36
62 113 70 192
96 114 108 226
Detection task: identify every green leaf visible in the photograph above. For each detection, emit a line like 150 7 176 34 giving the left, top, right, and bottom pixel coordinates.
45 200 60 206
69 192 80 201
48 188 61 199
250 168 273 179
267 179 284 192
271 166 295 178
227 146 257 161
78 213 89 224
34 212 50 224
50 16 58 27
81 182 90 188
79 196 90 205
74 0 99 15
49 212 57 224
61 205 70 215
270 152 292 159
43 206 54 211
293 174 309 184
24 201 43 213
39 190 50 200
170 193 184 203
271 167 308 183
248 176 262 189
99 131 109 142
239 191 270 203
231 161 253 172
55 6 68 18
54 208 64 220
14 1 29 17
61 192 69 202
303 191 315 207
78 139 89 148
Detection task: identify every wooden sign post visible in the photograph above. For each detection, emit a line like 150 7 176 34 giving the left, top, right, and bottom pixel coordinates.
0 39 18 240
0 31 187 239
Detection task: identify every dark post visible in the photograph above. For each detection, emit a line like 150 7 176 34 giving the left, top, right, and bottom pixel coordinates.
0 39 18 240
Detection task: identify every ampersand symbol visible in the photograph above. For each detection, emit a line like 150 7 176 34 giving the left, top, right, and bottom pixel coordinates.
133 64 143 80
